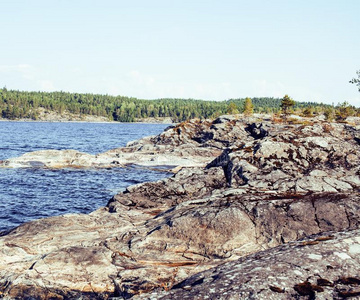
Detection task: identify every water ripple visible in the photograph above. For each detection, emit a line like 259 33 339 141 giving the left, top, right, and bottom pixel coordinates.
0 122 171 232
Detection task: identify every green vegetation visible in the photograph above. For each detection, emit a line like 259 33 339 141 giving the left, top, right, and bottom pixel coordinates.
324 106 335 121
302 106 314 117
349 70 360 92
243 97 254 116
335 102 355 122
280 94 296 116
0 87 358 122
226 102 239 114
0 88 227 122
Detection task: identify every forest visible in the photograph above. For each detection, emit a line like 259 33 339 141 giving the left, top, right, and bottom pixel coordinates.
0 87 355 122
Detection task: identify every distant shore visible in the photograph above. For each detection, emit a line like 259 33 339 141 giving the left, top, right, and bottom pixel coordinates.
0 107 175 123
0 116 174 124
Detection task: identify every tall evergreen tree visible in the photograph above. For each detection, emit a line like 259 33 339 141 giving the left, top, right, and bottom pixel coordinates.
243 97 254 116
227 102 239 114
280 94 295 116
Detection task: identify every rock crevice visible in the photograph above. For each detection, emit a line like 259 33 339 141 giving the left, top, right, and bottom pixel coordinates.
1 116 360 299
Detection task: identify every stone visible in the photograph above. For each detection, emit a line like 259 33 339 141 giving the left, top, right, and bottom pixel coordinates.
0 149 97 168
1 190 360 298
211 115 238 124
323 177 353 191
309 169 328 177
254 140 292 159
303 136 331 149
296 177 338 192
244 123 269 139
137 230 360 300
1 116 360 298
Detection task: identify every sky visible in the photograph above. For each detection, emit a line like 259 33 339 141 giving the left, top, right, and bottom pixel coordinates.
0 0 359 105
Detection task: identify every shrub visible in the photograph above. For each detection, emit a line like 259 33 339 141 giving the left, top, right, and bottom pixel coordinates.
335 102 355 122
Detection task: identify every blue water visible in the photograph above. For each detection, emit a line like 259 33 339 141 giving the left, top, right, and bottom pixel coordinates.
0 121 171 232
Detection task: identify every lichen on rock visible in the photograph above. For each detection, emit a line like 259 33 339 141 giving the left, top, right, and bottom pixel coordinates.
1 116 360 299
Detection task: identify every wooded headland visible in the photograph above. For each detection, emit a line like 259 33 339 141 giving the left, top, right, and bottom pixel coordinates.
0 87 354 122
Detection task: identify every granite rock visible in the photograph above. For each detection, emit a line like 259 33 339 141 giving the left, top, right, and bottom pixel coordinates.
1 116 360 299
142 229 360 300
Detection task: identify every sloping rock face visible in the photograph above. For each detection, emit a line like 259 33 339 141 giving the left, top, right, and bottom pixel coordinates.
142 229 360 300
1 116 360 299
1 192 360 299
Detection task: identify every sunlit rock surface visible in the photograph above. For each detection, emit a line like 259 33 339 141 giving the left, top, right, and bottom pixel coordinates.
1 115 360 299
141 229 360 300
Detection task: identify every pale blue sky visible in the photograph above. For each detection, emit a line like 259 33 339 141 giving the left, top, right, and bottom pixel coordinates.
1 0 359 105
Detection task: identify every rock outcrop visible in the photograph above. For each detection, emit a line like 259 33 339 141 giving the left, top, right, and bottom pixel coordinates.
0 115 267 169
1 116 360 299
142 228 360 300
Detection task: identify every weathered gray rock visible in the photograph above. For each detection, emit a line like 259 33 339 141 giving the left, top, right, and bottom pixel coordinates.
0 149 97 168
0 119 224 169
1 117 360 299
142 229 360 300
1 188 360 299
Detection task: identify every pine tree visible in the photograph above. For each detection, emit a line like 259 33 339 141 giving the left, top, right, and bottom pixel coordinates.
227 102 239 114
243 97 254 116
349 70 360 92
280 94 295 116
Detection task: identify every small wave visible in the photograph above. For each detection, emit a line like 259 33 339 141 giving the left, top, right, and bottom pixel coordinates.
0 122 171 232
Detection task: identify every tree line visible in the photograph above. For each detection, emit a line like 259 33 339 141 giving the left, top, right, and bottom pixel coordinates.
0 87 358 122
0 88 228 121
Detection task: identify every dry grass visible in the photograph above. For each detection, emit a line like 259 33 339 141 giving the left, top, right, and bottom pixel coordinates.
345 121 356 126
271 115 283 124
322 123 334 133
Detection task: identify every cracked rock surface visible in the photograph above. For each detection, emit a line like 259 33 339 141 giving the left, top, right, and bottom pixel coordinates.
141 229 360 300
1 116 360 299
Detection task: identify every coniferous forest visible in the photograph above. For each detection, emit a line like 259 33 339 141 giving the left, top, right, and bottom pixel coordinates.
0 87 355 122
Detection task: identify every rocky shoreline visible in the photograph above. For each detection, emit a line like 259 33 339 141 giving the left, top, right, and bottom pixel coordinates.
0 108 174 124
1 115 360 299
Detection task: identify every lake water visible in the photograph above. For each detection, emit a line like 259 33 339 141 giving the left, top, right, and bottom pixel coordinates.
0 121 171 232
